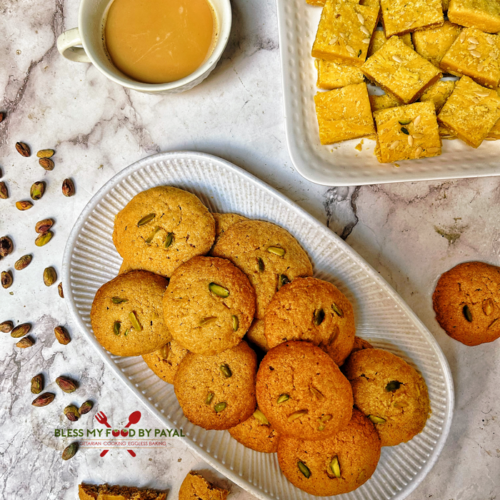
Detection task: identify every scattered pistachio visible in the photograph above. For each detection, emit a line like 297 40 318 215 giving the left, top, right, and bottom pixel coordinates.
79 400 94 415
209 282 230 298
144 226 160 244
14 254 32 271
368 415 386 424
39 158 55 170
30 181 46 201
288 410 308 422
483 298 494 316
164 232 174 248
199 316 217 326
32 392 55 407
331 303 344 317
111 296 128 304
16 200 33 211
15 142 31 157
16 336 34 348
257 257 265 272
37 149 55 158
214 402 227 412
1 270 13 288
463 304 473 322
309 386 325 400
298 461 311 478
277 394 290 404
129 311 142 331
62 178 75 197
205 392 215 405
113 321 121 336
0 236 14 257
278 274 290 290
43 266 57 287
0 181 8 199
253 409 270 425
137 213 156 226
330 456 341 478
31 374 44 394
267 246 286 257
401 127 410 135
219 364 232 378
11 323 31 338
313 309 325 326
62 442 78 461
159 343 170 359
124 329 130 336
0 320 14 333
54 325 71 345
488 318 499 329
385 380 402 392
35 219 54 234
64 405 80 422
318 414 332 431
58 282 64 298
56 376 78 393
232 315 239 331
35 231 53 247
399 120 411 125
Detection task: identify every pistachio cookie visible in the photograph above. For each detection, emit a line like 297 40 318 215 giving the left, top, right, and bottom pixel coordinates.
344 348 431 447
264 277 356 366
142 340 189 384
174 341 257 430
277 409 381 496
113 186 215 277
256 341 353 440
351 336 374 354
212 220 313 319
228 408 280 453
179 472 229 500
212 213 248 243
433 261 500 346
164 256 256 355
90 270 170 357
245 319 270 352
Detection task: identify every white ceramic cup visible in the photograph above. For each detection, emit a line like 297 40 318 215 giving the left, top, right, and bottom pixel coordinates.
57 0 232 94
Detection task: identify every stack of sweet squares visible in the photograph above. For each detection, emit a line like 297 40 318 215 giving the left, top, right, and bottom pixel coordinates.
90 186 431 496
311 0 500 163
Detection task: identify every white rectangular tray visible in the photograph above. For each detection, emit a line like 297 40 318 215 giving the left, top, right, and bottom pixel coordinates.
277 0 500 186
63 151 453 500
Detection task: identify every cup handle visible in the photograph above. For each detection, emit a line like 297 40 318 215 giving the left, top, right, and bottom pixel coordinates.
57 28 91 63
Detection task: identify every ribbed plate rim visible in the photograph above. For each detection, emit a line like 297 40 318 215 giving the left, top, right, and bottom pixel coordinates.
62 151 454 500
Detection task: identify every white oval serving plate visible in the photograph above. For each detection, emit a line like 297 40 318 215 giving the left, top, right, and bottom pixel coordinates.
63 151 454 500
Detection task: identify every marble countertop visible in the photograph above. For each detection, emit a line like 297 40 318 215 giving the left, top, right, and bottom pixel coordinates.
1 0 499 499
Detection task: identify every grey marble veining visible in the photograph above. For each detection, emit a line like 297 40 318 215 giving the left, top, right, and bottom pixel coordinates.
1 0 499 499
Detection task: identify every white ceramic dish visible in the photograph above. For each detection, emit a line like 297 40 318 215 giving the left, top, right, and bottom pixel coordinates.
277 0 500 186
63 151 454 500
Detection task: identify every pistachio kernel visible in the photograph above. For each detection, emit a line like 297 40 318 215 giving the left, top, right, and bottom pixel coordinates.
43 266 57 287
54 325 71 345
16 200 33 211
309 386 325 400
14 254 32 271
137 213 156 226
144 226 160 244
15 142 31 157
35 219 54 234
288 409 308 422
0 181 8 199
232 315 239 332
214 402 227 412
253 409 270 426
129 311 142 331
56 376 78 393
30 181 45 201
257 257 265 272
62 178 75 197
16 336 34 348
368 415 386 424
385 380 402 392
64 405 80 422
313 309 325 326
159 343 170 359
399 119 411 125
164 232 174 248
205 392 215 405
124 329 130 336
113 321 121 336
35 231 53 247
277 393 290 404
39 158 55 171
209 282 230 298
483 298 494 316
0 320 14 333
330 456 341 478
11 323 31 338
1 270 13 289
58 282 64 298
0 236 14 257
62 442 78 461
297 461 311 478
199 316 217 326
219 364 232 378
111 296 128 304
37 149 55 158
267 246 286 257
331 303 344 317
79 400 94 415
32 392 55 407
31 374 44 394
463 305 473 322
401 127 410 135
278 274 290 290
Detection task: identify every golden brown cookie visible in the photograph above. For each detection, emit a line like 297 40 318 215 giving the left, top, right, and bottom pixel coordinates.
212 213 248 243
228 408 280 453
212 220 313 319
174 341 257 430
90 270 171 357
245 319 269 352
433 261 500 346
277 409 381 496
142 340 189 384
178 472 229 500
351 336 374 354
78 484 99 500
163 256 256 355
113 186 215 277
256 341 353 440
344 348 431 447
264 277 356 366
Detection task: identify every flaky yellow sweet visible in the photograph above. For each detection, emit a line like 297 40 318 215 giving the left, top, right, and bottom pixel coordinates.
369 93 400 112
438 76 500 148
316 59 365 89
448 0 500 34
420 80 456 113
368 32 413 58
314 83 375 145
